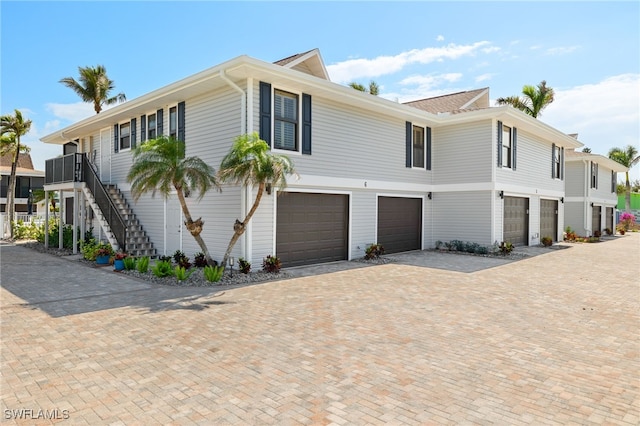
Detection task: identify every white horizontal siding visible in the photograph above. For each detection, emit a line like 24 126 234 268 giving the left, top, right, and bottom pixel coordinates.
433 120 493 185
432 191 493 246
565 161 586 197
122 190 166 254
590 163 618 204
564 201 586 236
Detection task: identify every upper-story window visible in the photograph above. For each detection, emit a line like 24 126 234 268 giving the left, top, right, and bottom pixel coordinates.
169 106 177 139
119 122 131 150
274 90 298 151
591 161 598 189
413 125 425 168
147 113 157 140
502 125 512 168
611 171 617 193
553 145 561 178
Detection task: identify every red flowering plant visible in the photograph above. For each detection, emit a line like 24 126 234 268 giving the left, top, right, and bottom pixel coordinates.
114 251 128 260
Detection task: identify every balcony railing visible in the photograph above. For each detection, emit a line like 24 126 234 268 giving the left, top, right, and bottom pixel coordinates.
44 153 127 251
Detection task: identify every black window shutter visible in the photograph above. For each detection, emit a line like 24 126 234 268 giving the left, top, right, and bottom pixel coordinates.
512 127 517 171
426 126 432 170
302 93 312 155
157 108 164 136
560 147 564 180
141 115 146 143
497 121 503 168
177 101 186 142
130 118 137 149
405 121 412 168
114 124 119 153
595 163 598 189
259 82 272 147
551 143 556 178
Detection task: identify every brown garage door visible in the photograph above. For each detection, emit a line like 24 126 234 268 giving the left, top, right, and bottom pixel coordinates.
276 192 349 267
540 199 558 242
504 196 529 246
606 207 614 232
592 205 601 234
377 196 422 254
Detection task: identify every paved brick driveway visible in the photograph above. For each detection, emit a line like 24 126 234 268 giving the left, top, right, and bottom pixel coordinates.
1 235 638 425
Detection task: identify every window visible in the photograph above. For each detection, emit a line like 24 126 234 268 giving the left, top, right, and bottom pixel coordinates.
147 113 157 140
591 162 598 189
119 122 130 150
169 106 177 139
553 146 561 178
611 171 617 193
502 125 512 168
274 90 298 151
412 125 425 168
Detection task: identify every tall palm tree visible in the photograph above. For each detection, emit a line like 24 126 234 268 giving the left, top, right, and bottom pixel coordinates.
59 65 126 114
608 145 640 212
1 109 32 238
496 80 555 118
348 80 380 95
218 132 297 266
127 136 220 265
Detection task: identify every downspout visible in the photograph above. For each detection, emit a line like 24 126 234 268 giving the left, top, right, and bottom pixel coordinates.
220 70 250 262
583 159 589 234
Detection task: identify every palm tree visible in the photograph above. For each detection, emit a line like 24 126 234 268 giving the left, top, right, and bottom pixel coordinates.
59 65 126 114
1 109 32 238
608 145 640 212
127 136 220 265
218 132 297 266
496 80 555 118
348 80 380 95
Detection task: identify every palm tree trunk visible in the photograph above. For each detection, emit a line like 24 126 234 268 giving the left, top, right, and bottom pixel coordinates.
625 171 631 212
174 186 215 266
6 138 20 239
222 183 265 266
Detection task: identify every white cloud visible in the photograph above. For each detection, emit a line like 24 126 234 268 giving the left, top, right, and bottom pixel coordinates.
542 73 640 180
46 102 94 123
326 42 493 83
436 35 445 42
475 73 494 83
545 46 580 55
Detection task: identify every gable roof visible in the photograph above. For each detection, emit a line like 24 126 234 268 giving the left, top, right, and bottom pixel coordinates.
0 152 44 176
565 149 628 172
404 88 490 114
274 48 329 80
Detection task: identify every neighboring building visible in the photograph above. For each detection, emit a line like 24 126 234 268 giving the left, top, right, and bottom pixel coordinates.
0 152 45 214
564 149 628 236
40 49 582 265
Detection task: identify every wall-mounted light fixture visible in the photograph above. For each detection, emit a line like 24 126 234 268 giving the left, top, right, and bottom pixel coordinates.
560 197 564 204
266 183 272 195
428 192 432 200
590 202 594 207
499 191 504 199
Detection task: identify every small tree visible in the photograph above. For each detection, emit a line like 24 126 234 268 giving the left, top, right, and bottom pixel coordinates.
218 133 297 266
496 80 555 118
59 65 126 114
348 80 380 95
608 145 639 212
127 136 220 265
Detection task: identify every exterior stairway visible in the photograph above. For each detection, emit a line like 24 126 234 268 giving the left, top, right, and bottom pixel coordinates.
81 185 121 251
105 185 157 258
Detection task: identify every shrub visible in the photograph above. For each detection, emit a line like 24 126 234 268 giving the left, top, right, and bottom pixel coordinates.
94 242 114 258
136 256 150 273
12 219 41 240
593 230 601 238
499 241 514 255
158 255 172 263
434 240 443 250
238 257 251 274
262 255 282 273
364 243 385 260
474 245 489 255
464 242 480 254
541 236 553 247
152 260 174 278
114 251 128 260
450 240 465 252
604 227 613 236
203 265 225 282
620 212 635 231
174 265 194 282
172 250 191 269
81 239 99 260
193 252 208 268
123 257 137 270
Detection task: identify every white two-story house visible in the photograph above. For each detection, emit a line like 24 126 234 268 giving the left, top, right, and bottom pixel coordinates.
41 49 582 266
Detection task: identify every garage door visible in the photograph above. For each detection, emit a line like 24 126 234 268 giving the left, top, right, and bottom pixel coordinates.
503 196 529 246
606 207 614 232
377 196 422 254
540 199 558 242
592 205 602 234
276 192 349 267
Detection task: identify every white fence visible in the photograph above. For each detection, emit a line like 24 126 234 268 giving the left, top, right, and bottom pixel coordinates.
0 213 48 238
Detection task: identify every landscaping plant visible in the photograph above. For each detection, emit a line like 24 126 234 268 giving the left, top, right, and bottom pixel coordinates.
238 257 251 274
364 243 385 260
152 260 174 278
262 255 282 273
136 256 150 273
203 265 225 282
174 265 194 282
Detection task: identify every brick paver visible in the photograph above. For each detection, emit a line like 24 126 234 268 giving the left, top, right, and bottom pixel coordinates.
1 235 638 425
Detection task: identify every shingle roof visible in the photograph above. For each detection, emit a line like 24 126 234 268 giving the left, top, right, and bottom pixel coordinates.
273 49 316 66
0 152 34 169
403 88 489 114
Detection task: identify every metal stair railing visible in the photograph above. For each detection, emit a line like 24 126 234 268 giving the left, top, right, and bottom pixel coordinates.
80 154 127 251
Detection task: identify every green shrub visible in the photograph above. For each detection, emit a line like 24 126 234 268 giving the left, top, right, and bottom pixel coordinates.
12 219 41 240
541 236 553 247
203 265 225 282
364 243 385 260
434 240 443 250
81 239 99 261
123 257 137 271
262 255 282 273
238 257 251 274
474 245 489 255
136 256 150 273
499 241 514 255
450 240 465 252
174 265 194 282
152 260 174 278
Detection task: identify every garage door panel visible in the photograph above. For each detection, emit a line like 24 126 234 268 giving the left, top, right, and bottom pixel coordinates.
378 197 422 254
540 199 558 242
504 196 529 246
277 192 348 267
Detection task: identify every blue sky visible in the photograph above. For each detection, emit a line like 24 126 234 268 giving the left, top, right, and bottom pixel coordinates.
2 1 639 180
